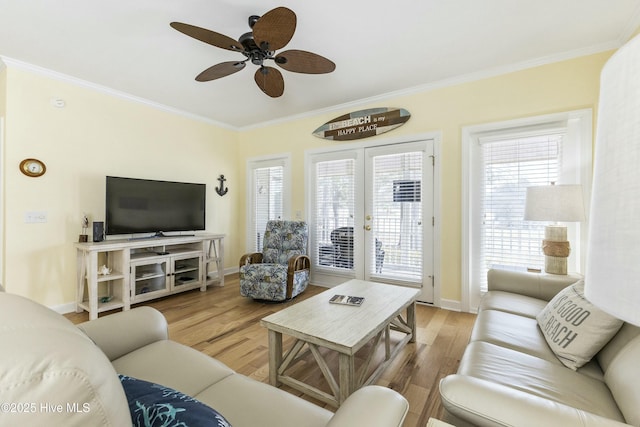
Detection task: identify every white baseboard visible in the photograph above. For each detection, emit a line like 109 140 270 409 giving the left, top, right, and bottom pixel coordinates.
439 298 462 312
51 302 78 315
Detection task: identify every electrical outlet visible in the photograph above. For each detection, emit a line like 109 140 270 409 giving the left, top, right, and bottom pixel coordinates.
24 211 47 223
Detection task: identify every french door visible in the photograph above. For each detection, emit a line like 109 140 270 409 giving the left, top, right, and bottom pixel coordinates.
309 140 434 303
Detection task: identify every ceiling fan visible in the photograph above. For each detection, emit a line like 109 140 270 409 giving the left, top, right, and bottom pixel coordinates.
170 7 336 98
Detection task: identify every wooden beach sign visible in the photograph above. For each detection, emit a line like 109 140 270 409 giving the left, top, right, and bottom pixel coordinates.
312 107 411 141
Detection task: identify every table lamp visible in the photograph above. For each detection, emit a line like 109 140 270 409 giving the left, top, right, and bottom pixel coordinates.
524 183 585 275
585 34 640 326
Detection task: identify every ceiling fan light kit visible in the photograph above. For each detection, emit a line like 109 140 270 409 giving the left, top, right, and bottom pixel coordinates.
170 7 335 98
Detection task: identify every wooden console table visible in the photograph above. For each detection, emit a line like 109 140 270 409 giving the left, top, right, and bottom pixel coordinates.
75 234 224 320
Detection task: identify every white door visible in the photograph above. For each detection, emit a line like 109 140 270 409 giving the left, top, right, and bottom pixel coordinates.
310 140 434 303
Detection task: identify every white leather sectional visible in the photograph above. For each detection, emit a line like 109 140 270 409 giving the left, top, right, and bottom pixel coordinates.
440 269 640 427
0 291 408 426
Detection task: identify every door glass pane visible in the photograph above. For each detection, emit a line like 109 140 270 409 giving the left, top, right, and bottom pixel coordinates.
253 166 283 251
371 151 422 281
315 159 355 270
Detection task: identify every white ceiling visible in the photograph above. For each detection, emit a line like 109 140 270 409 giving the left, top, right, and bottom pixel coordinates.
1 1 640 130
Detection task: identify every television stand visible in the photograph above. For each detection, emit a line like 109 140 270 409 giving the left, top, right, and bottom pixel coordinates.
75 234 225 320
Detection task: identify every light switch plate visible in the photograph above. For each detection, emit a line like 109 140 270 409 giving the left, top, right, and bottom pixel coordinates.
24 211 47 223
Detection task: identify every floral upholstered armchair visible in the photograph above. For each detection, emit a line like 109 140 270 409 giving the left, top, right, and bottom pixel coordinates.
239 220 311 301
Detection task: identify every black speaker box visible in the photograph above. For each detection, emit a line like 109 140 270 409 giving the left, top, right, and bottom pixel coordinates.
93 221 104 242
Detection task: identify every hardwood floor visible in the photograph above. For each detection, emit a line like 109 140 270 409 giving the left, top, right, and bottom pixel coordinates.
65 275 476 427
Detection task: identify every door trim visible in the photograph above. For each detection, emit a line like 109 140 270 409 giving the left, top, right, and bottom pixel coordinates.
304 132 442 307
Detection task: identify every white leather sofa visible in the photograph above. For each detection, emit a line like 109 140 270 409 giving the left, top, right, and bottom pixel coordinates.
439 269 640 427
0 291 408 426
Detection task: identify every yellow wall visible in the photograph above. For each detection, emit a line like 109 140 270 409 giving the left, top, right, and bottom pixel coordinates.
0 49 613 309
1 66 7 289
237 51 612 302
3 67 239 307
0 66 6 116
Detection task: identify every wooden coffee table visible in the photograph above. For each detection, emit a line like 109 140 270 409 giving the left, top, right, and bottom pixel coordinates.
261 279 420 407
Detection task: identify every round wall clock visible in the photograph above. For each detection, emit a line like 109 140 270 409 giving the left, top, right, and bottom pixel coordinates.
19 158 47 177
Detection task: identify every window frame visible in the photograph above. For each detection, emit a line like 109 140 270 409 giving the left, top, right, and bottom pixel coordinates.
462 110 592 312
245 154 291 252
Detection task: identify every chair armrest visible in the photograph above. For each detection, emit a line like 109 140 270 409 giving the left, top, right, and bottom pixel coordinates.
288 254 310 273
440 375 631 427
240 252 263 268
487 269 580 301
77 306 168 361
286 255 311 298
326 386 408 427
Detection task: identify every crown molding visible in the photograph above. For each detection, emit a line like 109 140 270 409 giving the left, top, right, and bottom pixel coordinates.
0 37 623 133
0 56 237 131
239 40 620 132
619 6 640 43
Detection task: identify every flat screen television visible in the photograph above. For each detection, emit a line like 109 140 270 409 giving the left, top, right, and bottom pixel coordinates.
105 176 206 236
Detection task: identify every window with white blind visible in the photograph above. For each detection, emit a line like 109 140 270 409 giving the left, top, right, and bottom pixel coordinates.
247 156 290 252
463 110 592 311
480 134 561 275
314 158 355 269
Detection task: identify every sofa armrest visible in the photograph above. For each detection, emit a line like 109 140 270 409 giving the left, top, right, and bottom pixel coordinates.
440 375 630 427
487 269 580 301
326 386 408 427
77 306 168 361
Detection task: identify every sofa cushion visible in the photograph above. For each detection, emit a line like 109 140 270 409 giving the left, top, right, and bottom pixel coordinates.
486 269 578 301
112 340 235 398
536 280 624 370
194 373 333 427
471 309 562 364
113 339 334 427
457 341 625 422
479 290 548 318
119 374 231 427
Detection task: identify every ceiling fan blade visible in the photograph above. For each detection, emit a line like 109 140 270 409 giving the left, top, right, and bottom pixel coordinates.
275 50 336 74
196 61 246 82
252 7 296 51
170 22 242 52
254 66 284 97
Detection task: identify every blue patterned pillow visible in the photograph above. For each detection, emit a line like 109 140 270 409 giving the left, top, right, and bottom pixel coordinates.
119 375 231 427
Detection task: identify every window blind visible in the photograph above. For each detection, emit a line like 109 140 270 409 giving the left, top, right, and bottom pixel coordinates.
314 159 355 269
253 166 283 251
479 133 563 288
371 151 423 280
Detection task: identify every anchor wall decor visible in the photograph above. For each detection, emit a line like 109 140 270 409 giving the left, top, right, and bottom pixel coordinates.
216 174 229 196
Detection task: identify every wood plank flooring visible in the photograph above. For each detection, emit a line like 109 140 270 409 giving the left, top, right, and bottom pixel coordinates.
65 275 476 427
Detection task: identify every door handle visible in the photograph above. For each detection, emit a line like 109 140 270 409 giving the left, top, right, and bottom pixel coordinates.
364 225 371 231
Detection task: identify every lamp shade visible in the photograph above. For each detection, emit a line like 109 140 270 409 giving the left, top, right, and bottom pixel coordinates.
524 184 585 222
585 34 640 326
